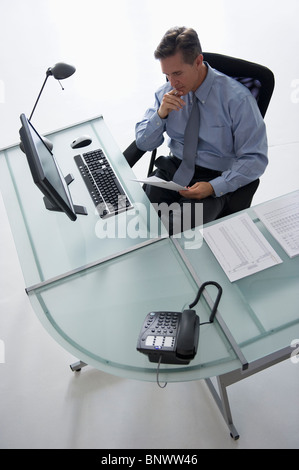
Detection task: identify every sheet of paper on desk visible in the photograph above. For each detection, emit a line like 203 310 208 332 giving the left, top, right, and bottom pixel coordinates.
203 212 283 282
131 176 187 192
254 192 299 258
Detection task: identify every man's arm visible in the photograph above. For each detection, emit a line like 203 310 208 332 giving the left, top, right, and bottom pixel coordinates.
135 86 185 151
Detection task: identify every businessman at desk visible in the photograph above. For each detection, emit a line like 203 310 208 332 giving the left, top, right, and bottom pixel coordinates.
135 26 268 234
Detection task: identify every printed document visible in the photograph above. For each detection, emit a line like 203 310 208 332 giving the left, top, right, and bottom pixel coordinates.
132 176 187 192
203 213 282 282
254 192 299 258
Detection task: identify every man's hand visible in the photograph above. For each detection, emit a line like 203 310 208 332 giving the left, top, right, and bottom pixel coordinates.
158 89 185 119
179 181 215 199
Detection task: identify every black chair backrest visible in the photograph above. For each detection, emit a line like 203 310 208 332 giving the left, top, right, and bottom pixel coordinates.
203 52 275 117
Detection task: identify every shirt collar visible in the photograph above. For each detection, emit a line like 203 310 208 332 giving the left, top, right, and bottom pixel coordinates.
194 62 215 104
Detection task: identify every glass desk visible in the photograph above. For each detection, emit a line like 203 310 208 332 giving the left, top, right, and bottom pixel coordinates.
1 116 298 439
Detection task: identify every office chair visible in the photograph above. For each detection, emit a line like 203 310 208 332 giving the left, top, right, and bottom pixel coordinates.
123 53 275 218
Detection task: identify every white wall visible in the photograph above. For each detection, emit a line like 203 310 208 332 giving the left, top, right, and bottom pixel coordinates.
0 0 298 198
1 0 298 156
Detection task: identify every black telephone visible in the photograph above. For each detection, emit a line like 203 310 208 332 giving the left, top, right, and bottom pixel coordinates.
137 281 223 366
136 309 200 365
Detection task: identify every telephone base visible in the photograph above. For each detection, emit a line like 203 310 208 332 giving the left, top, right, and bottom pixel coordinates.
147 352 192 365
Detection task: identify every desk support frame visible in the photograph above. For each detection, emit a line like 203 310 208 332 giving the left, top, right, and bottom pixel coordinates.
26 236 167 294
70 360 87 372
205 346 292 439
170 237 293 439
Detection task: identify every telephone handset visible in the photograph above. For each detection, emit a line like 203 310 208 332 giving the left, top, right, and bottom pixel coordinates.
136 309 200 365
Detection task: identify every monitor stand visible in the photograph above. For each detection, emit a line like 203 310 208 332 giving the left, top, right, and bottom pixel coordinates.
43 173 88 216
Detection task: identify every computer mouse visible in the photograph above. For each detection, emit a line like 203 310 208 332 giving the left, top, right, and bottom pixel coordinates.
71 135 92 149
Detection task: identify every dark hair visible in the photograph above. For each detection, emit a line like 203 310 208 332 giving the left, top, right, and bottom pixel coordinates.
154 27 202 64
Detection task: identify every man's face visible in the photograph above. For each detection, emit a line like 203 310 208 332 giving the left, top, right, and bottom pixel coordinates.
160 51 203 95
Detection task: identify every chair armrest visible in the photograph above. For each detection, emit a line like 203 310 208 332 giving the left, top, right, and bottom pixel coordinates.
123 140 146 167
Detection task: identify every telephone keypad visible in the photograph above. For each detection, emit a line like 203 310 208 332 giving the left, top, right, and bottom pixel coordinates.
137 310 199 365
140 311 181 349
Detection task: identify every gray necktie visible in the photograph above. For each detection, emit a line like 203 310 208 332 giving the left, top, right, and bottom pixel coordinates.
172 93 199 186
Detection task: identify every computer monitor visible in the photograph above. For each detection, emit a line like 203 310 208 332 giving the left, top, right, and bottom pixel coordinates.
19 113 86 221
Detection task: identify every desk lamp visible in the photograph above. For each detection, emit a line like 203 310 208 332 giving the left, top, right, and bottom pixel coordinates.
20 62 76 152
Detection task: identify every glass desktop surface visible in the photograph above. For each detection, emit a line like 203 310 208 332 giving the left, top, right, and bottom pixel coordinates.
177 195 299 366
0 116 167 288
27 238 241 382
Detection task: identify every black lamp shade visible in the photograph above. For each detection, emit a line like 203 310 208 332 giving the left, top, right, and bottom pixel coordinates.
47 62 76 80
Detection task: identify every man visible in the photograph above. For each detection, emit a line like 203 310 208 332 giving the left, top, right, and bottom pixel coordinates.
135 27 268 234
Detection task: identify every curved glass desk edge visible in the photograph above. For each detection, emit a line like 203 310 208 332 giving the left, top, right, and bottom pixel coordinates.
26 237 242 382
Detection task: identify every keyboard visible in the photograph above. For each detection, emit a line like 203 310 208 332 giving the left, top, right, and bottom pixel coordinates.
74 149 133 218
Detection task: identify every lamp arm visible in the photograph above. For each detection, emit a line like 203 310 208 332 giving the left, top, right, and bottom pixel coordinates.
29 74 50 121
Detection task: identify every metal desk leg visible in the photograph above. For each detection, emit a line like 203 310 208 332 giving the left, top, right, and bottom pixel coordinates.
205 346 292 440
205 376 240 440
70 360 87 372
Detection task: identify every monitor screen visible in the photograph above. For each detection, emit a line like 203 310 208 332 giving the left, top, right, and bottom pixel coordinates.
19 113 77 221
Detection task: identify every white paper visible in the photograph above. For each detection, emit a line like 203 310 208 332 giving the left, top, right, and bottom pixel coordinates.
203 213 283 282
131 176 187 192
254 192 299 258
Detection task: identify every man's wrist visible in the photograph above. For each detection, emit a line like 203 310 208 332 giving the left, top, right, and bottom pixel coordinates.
157 109 168 119
207 182 215 196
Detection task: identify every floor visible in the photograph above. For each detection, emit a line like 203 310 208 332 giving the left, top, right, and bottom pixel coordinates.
0 0 299 449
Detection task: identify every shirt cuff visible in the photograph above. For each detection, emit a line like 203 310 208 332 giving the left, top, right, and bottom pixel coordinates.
150 110 167 128
209 176 230 197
